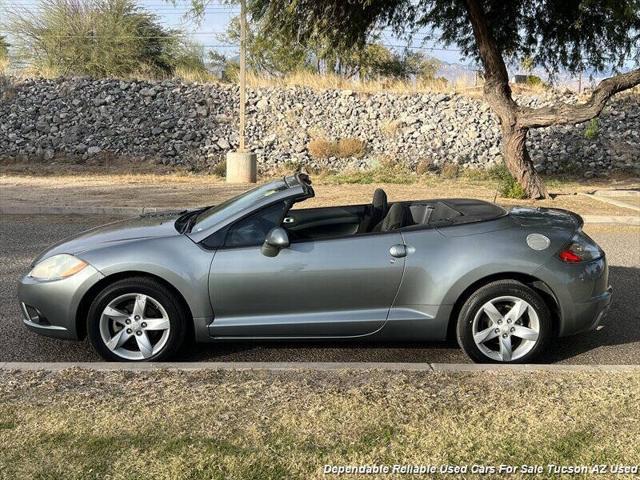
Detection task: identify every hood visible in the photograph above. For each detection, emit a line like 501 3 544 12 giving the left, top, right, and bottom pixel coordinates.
509 206 583 232
33 212 184 264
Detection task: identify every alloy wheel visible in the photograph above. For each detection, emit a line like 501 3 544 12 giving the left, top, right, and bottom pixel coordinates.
99 293 171 360
472 295 540 362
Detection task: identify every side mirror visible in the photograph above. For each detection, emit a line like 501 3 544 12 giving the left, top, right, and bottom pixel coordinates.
261 227 290 257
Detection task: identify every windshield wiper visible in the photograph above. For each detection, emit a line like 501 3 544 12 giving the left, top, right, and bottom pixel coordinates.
183 211 200 233
175 210 201 234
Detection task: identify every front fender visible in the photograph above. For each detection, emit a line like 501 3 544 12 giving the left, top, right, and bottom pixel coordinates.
79 236 215 320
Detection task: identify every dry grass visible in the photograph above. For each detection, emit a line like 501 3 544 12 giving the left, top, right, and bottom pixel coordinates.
380 119 402 137
336 138 366 158
307 137 366 159
246 70 475 95
307 138 336 159
0 368 638 480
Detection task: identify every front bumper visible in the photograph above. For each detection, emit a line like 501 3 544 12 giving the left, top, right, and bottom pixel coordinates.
17 265 104 340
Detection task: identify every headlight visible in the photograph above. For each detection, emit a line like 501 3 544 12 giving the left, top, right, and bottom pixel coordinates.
29 254 88 281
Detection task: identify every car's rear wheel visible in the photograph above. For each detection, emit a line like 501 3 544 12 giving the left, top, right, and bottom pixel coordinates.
87 277 187 361
456 280 551 363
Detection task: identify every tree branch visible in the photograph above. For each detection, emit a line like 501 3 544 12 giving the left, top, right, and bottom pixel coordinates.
518 68 640 128
463 0 518 121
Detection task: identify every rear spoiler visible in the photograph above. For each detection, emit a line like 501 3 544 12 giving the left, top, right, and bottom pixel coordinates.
550 208 584 231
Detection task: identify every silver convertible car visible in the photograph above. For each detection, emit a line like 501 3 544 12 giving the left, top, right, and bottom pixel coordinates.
18 173 612 363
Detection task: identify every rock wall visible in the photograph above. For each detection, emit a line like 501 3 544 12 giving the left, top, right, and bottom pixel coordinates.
1 77 638 176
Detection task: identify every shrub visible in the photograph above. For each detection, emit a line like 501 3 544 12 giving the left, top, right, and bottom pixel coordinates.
489 163 528 198
307 138 336 159
211 159 226 177
7 0 201 79
584 118 599 140
327 157 414 184
336 138 366 158
499 179 527 199
308 137 366 159
380 119 401 137
415 159 433 176
440 162 460 179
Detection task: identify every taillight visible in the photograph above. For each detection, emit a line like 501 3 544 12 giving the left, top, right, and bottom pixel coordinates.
559 249 582 263
559 231 603 263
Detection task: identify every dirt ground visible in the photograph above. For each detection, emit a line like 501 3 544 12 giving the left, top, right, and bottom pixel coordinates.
1 170 639 217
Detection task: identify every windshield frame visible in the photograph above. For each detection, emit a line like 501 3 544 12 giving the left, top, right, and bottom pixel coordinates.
186 175 314 243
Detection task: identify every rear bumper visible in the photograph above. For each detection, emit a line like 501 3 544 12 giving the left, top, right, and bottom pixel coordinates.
17 265 104 340
536 255 612 337
567 286 613 335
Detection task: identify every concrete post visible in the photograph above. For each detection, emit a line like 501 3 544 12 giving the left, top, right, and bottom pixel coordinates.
226 151 257 183
226 0 256 183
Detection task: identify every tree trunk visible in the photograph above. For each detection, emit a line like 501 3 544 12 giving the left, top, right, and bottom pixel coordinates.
502 126 547 199
463 0 548 199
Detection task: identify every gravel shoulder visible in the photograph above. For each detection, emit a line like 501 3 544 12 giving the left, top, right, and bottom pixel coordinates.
0 368 638 479
2 172 640 217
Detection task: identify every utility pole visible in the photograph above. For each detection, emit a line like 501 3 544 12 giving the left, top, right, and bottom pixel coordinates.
238 0 246 152
577 69 583 94
226 0 256 183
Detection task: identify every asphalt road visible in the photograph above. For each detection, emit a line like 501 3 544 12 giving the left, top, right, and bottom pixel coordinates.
1 214 638 364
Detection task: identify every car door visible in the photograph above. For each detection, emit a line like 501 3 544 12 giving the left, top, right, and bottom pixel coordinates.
208 226 406 339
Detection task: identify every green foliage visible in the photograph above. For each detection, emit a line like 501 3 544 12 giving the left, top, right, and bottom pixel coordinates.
249 0 639 76
350 44 440 81
216 15 312 76
326 158 414 184
211 159 226 177
489 163 528 199
7 0 202 78
212 12 441 82
584 118 599 140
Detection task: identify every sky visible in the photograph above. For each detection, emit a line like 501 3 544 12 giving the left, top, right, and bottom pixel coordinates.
134 0 468 64
2 0 634 83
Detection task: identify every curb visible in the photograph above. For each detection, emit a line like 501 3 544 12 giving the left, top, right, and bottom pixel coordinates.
580 192 640 213
2 205 639 225
1 362 639 372
0 205 181 216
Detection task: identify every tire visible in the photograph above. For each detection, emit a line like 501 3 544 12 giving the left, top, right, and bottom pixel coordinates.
87 277 188 362
456 280 551 363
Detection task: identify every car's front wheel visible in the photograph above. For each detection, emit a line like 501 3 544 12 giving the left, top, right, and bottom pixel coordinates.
87 277 187 361
456 280 551 363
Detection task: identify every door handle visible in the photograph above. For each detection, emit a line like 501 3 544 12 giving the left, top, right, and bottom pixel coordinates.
283 217 295 224
389 244 407 258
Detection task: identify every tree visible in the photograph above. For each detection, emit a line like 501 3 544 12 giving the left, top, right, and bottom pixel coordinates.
7 0 202 78
217 15 311 75
250 0 640 198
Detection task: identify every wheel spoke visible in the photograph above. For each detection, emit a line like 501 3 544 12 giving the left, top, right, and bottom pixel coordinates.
474 327 499 344
132 295 147 318
106 329 130 351
482 302 503 324
506 299 528 323
103 306 129 324
512 325 539 342
499 335 512 362
135 332 154 358
143 318 170 331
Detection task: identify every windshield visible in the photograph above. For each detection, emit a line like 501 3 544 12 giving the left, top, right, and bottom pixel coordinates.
191 181 289 233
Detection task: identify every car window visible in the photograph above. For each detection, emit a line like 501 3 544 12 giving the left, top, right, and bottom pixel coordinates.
224 202 288 248
192 181 288 233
